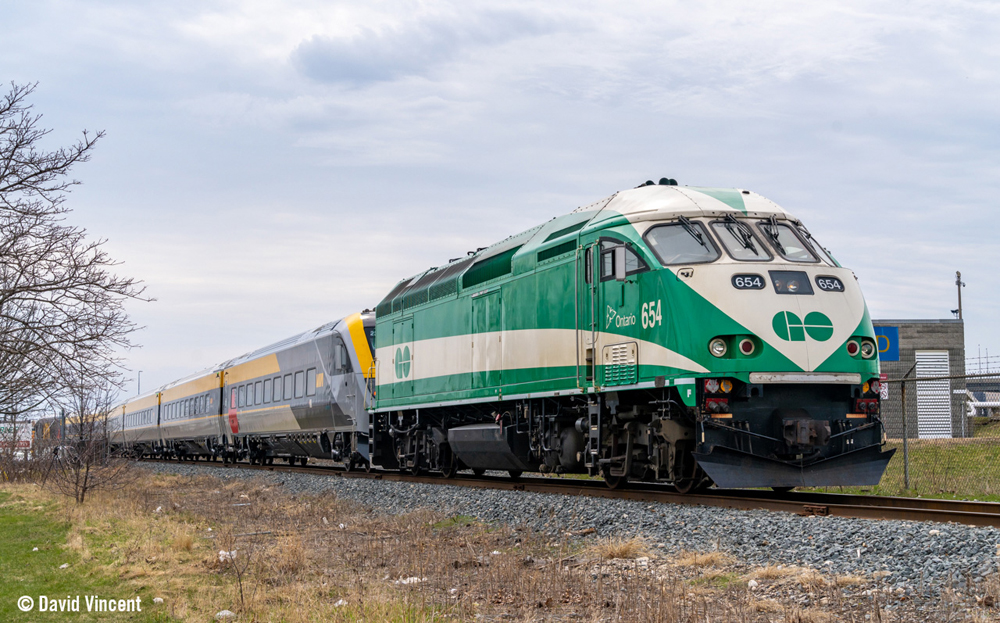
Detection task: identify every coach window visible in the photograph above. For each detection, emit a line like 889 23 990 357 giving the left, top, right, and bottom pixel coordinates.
263 379 272 403
239 385 246 408
254 381 262 405
283 374 293 400
306 368 317 396
273 377 282 400
341 344 352 373
230 388 237 410
294 371 304 398
644 220 720 266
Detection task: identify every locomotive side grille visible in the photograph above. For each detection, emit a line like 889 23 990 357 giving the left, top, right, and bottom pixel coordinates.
602 342 637 386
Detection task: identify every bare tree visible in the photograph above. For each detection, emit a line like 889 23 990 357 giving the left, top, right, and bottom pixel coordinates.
0 82 146 428
46 376 133 503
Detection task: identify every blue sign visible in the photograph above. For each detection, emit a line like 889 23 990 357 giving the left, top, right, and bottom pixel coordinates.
874 326 899 362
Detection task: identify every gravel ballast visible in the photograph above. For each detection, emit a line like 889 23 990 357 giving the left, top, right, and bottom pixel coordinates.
142 461 998 595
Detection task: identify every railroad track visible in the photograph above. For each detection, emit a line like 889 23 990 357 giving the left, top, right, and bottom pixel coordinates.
139 458 1000 528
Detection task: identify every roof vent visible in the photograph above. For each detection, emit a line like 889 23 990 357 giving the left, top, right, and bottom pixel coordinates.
658 178 678 186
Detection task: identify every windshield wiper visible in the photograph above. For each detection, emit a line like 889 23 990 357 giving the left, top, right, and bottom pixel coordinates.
678 216 707 248
724 214 758 254
761 215 785 255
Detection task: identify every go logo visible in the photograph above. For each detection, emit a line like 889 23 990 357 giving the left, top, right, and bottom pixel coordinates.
395 346 411 379
772 311 833 342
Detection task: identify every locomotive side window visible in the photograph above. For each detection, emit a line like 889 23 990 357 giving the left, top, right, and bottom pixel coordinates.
644 221 720 266
756 220 817 263
283 374 293 400
711 219 772 261
263 379 272 403
306 368 317 396
294 371 304 398
599 239 648 281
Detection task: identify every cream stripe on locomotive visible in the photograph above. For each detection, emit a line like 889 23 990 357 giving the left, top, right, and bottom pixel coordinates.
375 327 708 384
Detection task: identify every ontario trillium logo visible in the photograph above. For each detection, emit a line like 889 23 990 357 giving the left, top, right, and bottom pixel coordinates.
772 311 833 342
395 346 411 379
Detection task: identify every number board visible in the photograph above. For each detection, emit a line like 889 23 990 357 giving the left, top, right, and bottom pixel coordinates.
815 276 845 292
731 274 765 290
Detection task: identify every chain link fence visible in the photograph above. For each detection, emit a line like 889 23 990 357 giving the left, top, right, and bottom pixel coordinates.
862 370 1000 498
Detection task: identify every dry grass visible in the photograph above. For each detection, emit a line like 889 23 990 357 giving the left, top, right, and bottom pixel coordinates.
675 550 734 568
586 535 648 560
6 471 1000 622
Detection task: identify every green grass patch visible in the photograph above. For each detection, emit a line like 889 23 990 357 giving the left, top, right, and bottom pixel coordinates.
0 491 170 622
804 439 1000 502
431 514 479 530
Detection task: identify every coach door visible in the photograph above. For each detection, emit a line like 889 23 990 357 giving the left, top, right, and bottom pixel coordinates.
472 289 502 390
391 317 414 399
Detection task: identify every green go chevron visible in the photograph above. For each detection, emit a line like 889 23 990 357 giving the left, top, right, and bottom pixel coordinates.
772 311 834 342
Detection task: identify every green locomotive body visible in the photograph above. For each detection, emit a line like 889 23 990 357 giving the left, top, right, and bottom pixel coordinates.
372 182 892 490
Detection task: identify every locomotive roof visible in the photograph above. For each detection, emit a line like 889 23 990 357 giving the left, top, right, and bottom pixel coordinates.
378 183 794 315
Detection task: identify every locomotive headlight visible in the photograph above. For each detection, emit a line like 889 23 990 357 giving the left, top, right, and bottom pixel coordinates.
787 280 799 293
704 379 720 393
709 338 727 357
860 341 876 359
846 340 860 357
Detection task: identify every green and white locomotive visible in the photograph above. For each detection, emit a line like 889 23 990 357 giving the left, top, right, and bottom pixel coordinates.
370 179 893 490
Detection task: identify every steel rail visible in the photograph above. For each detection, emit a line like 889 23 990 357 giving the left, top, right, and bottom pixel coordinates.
138 458 1000 528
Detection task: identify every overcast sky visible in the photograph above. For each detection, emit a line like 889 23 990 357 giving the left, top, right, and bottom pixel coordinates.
3 0 998 394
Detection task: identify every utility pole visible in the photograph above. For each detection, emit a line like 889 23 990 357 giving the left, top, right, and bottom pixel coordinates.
956 271 966 320
137 371 142 396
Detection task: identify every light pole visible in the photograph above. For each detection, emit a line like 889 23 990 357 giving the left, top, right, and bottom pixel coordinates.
955 271 966 320
137 371 142 396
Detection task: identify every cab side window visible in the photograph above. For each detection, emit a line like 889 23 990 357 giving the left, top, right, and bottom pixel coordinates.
599 239 648 281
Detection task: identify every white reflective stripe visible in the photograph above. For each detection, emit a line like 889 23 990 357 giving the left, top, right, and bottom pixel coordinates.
748 372 861 384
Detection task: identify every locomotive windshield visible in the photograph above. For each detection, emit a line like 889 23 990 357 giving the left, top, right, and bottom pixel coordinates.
711 218 772 261
796 226 839 266
644 221 720 266
756 219 817 263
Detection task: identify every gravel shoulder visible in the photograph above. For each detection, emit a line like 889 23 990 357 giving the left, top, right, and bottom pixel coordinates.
141 461 1000 613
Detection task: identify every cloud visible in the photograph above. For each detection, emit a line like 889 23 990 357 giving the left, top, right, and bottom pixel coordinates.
291 10 553 84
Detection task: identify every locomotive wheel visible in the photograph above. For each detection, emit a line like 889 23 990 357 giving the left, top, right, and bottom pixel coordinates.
508 470 523 480
674 468 710 494
472 468 486 477
364 459 373 473
344 457 355 472
440 459 457 479
602 472 626 490
300 457 308 466
771 486 795 494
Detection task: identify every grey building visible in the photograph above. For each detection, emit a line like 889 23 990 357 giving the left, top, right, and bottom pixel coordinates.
872 319 966 439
